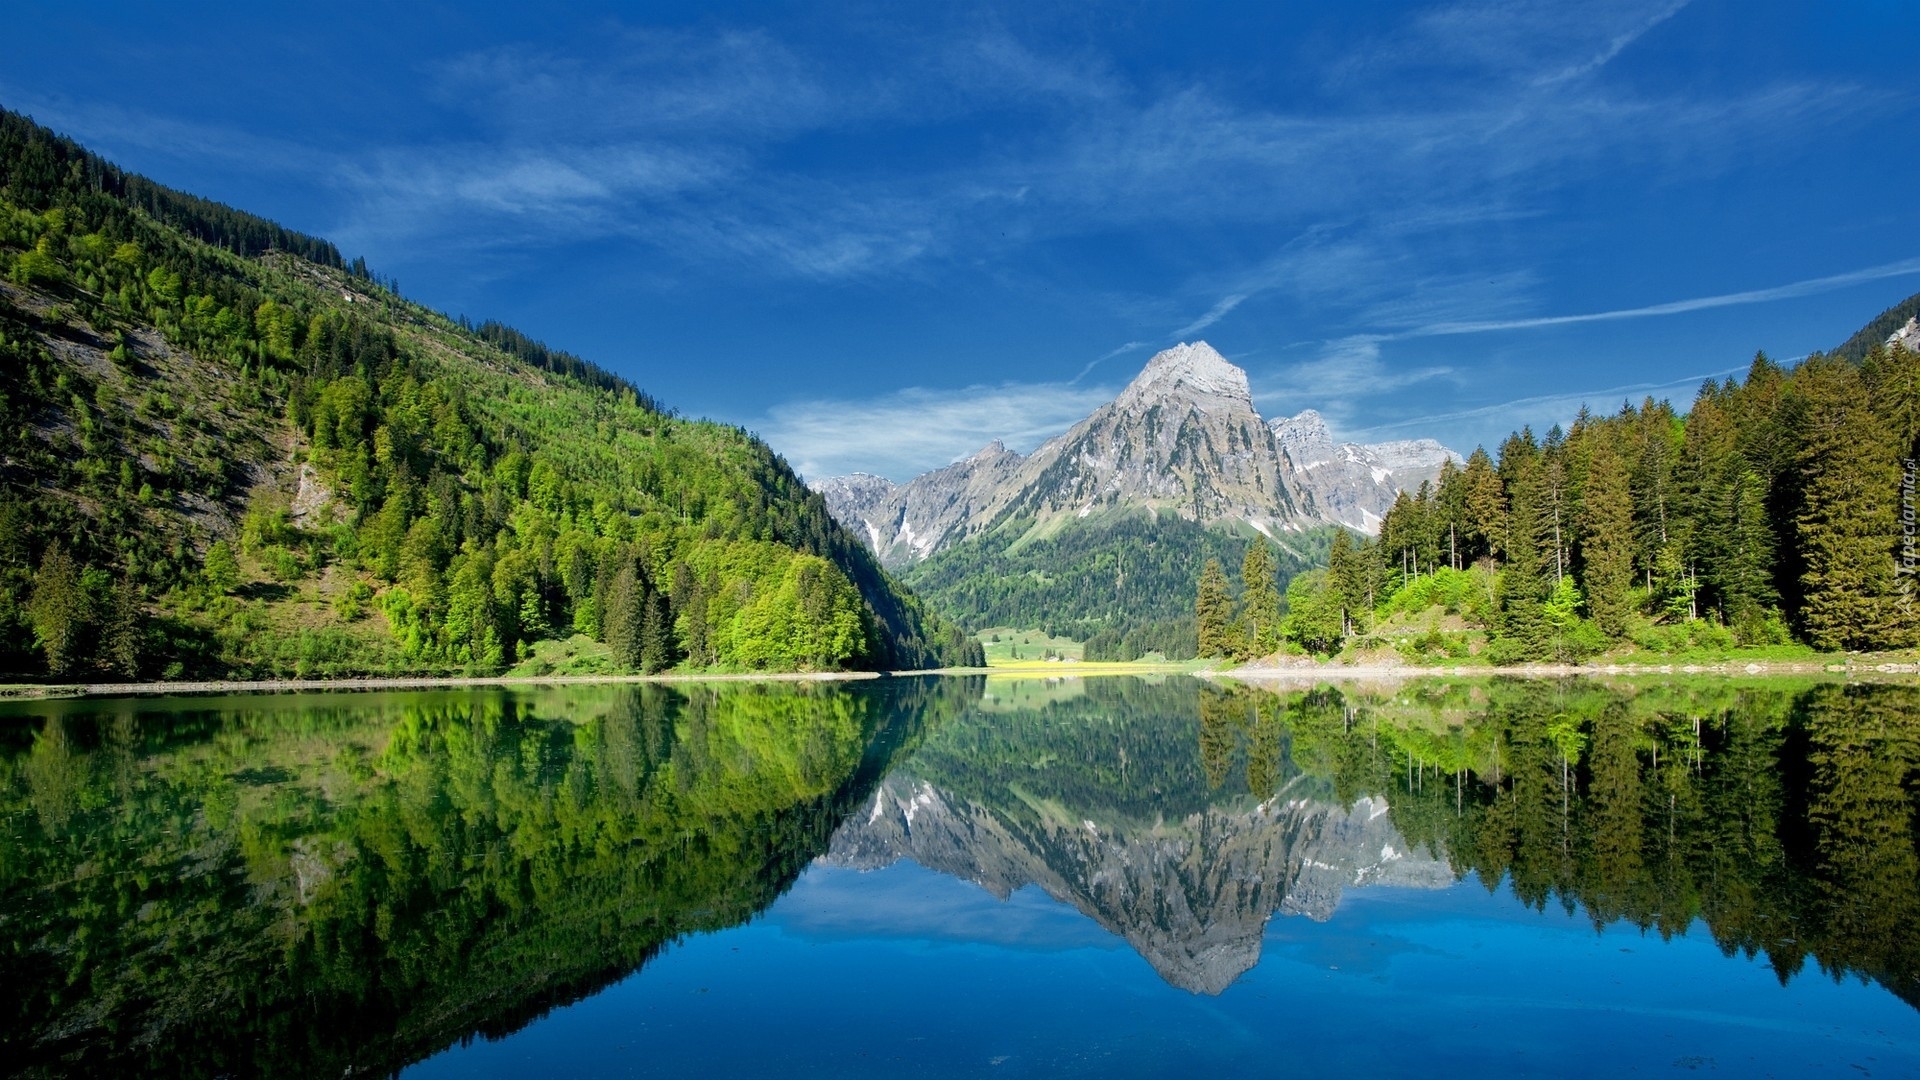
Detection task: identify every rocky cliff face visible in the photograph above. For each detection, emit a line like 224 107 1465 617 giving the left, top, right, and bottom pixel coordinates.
814 343 1457 566
1269 409 1461 533
823 776 1453 994
810 442 1025 564
1890 315 1920 353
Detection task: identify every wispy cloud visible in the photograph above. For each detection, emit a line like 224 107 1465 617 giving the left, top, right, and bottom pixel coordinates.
1072 340 1148 384
1397 257 1920 339
1345 364 1752 449
1252 338 1455 435
759 380 1116 481
1172 293 1247 338
1533 0 1692 87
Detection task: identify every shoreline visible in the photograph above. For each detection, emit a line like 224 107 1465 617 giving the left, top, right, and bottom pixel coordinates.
1 656 1913 700
0 669 884 700
1215 658 1906 680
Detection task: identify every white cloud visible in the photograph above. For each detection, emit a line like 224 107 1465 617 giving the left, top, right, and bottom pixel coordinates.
1252 338 1454 435
758 380 1116 482
1396 257 1920 339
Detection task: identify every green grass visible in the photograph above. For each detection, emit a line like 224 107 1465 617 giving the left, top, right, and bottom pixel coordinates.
978 626 1084 664
503 634 619 678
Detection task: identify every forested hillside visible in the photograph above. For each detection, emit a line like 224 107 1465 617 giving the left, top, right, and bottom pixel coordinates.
0 108 979 680
1211 333 1920 662
902 508 1342 660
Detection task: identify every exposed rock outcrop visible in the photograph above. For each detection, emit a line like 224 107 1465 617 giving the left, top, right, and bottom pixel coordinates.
814 343 1458 566
1269 409 1460 533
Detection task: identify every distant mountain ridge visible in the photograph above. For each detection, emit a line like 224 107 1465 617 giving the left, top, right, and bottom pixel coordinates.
816 342 1460 568
1268 409 1459 533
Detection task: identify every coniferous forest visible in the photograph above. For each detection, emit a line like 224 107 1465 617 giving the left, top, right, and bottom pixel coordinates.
0 108 980 681
1196 333 1920 662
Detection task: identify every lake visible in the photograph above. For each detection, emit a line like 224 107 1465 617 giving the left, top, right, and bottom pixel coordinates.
3 675 1917 1077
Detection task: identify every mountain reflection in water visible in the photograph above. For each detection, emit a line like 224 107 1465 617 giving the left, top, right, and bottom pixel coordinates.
2 674 1918 1076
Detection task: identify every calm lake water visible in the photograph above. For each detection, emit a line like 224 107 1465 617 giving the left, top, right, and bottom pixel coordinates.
3 675 1918 1077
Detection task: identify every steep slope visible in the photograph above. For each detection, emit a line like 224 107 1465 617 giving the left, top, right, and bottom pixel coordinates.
815 343 1450 648
0 107 977 680
1269 409 1460 532
1833 288 1920 362
822 343 1320 566
811 439 1025 564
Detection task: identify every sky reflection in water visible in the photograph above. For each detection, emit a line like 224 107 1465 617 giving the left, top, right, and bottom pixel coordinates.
413 860 1919 1079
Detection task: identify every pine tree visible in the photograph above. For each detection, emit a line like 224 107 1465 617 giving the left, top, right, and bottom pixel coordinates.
1581 440 1636 639
1239 542 1281 657
1795 357 1902 650
1195 558 1234 658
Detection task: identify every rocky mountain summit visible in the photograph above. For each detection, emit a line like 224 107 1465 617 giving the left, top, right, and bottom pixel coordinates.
815 342 1458 566
824 775 1452 994
1269 409 1461 532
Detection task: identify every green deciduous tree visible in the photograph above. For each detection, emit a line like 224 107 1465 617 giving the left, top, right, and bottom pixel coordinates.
27 545 88 676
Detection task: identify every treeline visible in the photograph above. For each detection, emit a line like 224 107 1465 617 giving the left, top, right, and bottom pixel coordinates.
0 107 978 679
1201 337 1920 660
905 509 1338 661
0 107 348 269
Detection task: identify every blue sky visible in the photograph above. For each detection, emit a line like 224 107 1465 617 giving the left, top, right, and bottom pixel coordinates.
7 1 1918 480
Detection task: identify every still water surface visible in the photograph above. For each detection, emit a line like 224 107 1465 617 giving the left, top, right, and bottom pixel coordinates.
3 675 1917 1076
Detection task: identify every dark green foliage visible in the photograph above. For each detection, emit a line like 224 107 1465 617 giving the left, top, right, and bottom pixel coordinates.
1833 288 1920 364
901 508 1336 657
1239 541 1281 656
1195 557 1234 658
1581 441 1635 638
1795 357 1904 650
1320 331 1920 660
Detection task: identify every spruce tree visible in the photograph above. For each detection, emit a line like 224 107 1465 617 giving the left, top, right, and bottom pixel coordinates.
1239 542 1281 657
1195 558 1234 658
1581 440 1636 639
1328 529 1368 635
640 589 675 673
103 575 144 679
1435 457 1467 569
1461 447 1505 564
1795 357 1902 650
1493 451 1551 659
602 558 647 669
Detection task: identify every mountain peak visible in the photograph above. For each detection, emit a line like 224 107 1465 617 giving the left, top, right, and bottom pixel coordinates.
1120 341 1251 408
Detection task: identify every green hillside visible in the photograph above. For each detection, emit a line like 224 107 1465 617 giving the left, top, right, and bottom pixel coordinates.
900 507 1344 659
0 108 979 680
1833 287 1920 363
